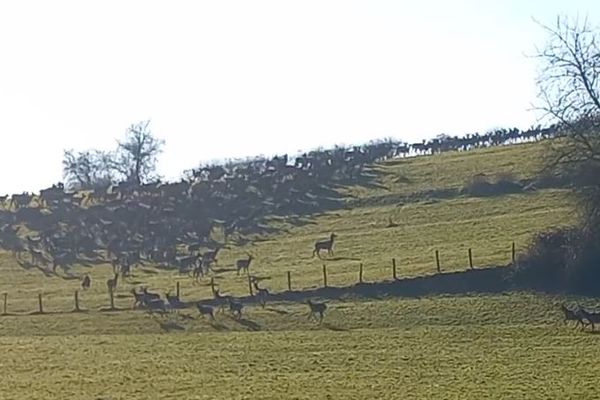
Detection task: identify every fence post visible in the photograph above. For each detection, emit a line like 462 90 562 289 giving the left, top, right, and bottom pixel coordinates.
210 277 216 296
287 271 292 291
176 281 180 299
109 288 115 309
435 250 441 273
247 274 254 296
359 263 363 283
38 293 44 314
74 290 80 312
322 264 328 287
2 293 6 315
468 248 473 269
512 242 516 264
392 258 397 280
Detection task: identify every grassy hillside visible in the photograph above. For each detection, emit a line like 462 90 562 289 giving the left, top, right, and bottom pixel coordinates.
0 140 591 400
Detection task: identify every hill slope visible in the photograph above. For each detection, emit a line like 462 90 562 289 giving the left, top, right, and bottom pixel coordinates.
0 140 590 400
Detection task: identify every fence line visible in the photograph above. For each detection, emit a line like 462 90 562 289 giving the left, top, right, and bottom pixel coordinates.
0 242 518 316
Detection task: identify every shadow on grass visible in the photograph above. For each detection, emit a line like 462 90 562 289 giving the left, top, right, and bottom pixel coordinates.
322 323 349 332
233 317 262 331
1 265 518 319
265 307 289 315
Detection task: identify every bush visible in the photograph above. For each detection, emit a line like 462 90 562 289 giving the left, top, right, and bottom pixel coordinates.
463 173 522 197
512 225 600 294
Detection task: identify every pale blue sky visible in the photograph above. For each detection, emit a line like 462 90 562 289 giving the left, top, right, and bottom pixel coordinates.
0 0 598 194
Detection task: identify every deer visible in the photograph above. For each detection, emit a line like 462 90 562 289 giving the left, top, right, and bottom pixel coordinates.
106 273 119 293
142 287 161 302
192 264 204 282
579 307 600 331
252 279 269 308
213 288 229 313
312 233 337 258
560 303 586 329
307 299 327 323
29 248 49 267
165 291 185 309
145 298 167 315
81 274 91 290
196 303 215 320
202 246 222 271
177 253 200 274
130 288 146 309
236 254 253 276
228 297 244 320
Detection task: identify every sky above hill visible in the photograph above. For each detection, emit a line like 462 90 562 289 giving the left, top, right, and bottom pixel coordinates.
1 0 599 194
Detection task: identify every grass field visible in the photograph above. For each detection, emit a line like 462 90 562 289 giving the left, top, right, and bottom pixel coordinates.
1 140 595 400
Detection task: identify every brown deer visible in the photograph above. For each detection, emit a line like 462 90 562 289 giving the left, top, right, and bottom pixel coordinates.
312 233 337 258
130 288 146 309
560 304 586 329
252 280 269 308
192 264 204 282
202 246 222 271
307 299 327 323
236 254 253 276
106 273 119 293
228 298 244 320
579 307 600 331
197 303 215 320
81 274 91 290
213 288 229 313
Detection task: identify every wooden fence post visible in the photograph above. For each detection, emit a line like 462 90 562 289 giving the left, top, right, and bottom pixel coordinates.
38 293 44 314
176 281 180 299
2 293 7 315
247 274 254 296
74 290 80 312
359 263 363 283
512 242 516 264
392 258 397 280
109 288 115 309
468 248 473 269
435 250 441 273
322 264 328 287
287 271 292 291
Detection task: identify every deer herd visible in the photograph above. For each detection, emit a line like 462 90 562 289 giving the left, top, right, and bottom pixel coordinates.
75 232 338 324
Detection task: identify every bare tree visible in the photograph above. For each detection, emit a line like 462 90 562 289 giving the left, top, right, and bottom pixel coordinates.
113 120 164 185
62 149 114 190
535 16 600 226
534 16 600 167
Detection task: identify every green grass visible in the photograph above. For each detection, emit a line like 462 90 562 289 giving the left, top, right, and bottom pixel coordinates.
1 294 599 399
1 140 594 399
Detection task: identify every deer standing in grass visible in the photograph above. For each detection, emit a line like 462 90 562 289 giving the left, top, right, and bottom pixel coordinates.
236 254 253 276
252 279 269 308
202 246 222 271
197 303 215 320
81 274 91 290
106 273 119 293
312 233 337 258
307 300 327 323
228 298 244 320
213 289 229 313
